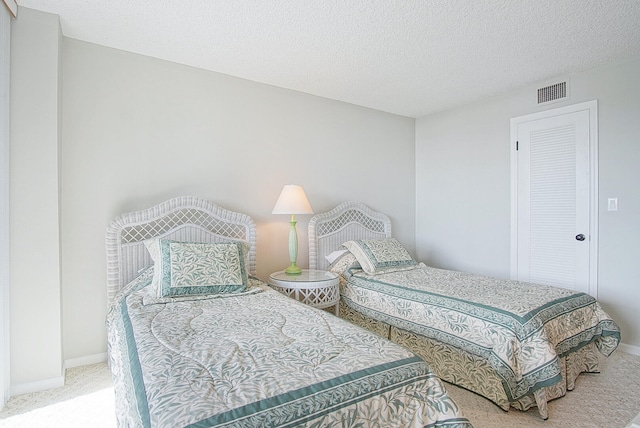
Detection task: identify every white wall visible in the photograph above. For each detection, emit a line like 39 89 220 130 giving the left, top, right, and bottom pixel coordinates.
9 7 64 390
58 40 415 361
416 56 640 350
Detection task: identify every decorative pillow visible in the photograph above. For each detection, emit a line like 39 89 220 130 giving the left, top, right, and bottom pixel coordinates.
342 238 417 275
146 239 249 297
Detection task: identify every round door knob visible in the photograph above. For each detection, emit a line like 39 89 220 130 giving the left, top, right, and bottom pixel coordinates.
575 234 586 241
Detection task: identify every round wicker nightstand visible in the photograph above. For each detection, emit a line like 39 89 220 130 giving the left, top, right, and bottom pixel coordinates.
268 269 340 315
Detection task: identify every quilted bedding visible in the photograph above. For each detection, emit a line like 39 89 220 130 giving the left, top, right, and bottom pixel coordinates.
106 269 471 428
337 263 620 405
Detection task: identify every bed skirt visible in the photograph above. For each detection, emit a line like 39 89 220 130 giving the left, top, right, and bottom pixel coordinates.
339 300 601 419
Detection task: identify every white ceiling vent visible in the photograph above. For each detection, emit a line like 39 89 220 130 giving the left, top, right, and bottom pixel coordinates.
537 81 569 105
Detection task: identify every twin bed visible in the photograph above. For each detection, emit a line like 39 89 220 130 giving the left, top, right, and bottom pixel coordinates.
105 196 470 427
308 201 620 420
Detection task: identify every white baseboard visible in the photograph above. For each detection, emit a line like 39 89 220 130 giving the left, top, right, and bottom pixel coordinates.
10 374 64 397
619 342 640 356
9 353 107 398
64 352 107 369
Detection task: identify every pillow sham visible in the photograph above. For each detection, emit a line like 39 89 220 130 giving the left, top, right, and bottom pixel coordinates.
342 238 417 275
146 239 249 297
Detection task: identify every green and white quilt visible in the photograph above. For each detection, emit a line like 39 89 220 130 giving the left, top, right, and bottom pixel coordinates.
106 269 471 428
337 263 620 403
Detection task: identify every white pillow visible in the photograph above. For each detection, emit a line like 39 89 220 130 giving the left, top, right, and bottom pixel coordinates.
325 249 349 264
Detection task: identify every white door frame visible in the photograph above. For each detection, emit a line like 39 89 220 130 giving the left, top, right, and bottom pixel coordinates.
0 4 11 408
510 100 599 297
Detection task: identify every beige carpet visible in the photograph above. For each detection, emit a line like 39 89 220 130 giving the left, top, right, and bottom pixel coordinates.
0 351 638 427
0 363 115 427
445 350 640 428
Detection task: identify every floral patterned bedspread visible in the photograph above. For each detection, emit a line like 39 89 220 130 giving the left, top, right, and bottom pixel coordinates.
338 263 620 402
106 269 471 428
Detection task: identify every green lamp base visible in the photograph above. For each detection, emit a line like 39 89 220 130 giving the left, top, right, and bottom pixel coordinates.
285 263 302 275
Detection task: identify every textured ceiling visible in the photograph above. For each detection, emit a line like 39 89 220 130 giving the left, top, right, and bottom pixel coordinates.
16 0 640 118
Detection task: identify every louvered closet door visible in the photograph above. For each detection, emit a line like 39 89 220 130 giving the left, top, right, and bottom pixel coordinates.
514 108 592 293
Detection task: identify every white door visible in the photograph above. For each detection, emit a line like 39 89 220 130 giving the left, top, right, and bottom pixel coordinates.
510 101 598 296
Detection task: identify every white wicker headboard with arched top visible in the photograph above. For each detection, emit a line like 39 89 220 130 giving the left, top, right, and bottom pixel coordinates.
105 196 257 304
308 201 392 271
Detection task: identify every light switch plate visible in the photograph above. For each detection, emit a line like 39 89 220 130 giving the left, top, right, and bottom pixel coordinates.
607 198 618 211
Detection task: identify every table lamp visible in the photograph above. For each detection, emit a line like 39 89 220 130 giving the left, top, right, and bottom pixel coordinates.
272 185 313 274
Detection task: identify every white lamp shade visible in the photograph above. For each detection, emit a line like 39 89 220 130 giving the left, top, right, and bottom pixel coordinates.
272 185 314 215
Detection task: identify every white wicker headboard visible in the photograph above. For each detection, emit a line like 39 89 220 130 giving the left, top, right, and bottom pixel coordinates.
105 196 257 304
308 201 391 270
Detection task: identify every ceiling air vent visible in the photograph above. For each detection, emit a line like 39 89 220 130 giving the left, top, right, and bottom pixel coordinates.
537 81 568 105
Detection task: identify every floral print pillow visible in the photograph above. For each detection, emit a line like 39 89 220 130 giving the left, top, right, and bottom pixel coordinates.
146 239 249 297
343 238 417 275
